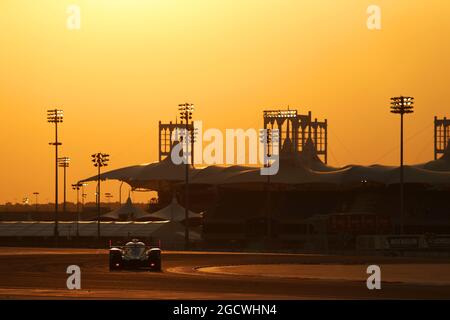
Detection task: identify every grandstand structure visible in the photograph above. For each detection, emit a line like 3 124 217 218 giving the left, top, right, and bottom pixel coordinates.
0 220 200 249
200 138 450 248
0 221 164 238
435 116 450 160
75 109 450 249
263 109 328 163
159 120 195 162
2 108 450 251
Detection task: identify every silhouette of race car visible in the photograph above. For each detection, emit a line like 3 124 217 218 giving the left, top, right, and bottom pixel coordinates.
109 239 162 271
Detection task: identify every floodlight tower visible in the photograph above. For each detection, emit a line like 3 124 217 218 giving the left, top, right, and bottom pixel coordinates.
179 103 194 251
119 181 124 205
390 96 414 234
47 108 63 241
23 197 30 220
33 192 39 213
261 128 278 244
58 157 70 216
81 183 87 211
261 128 272 242
91 153 109 239
72 183 82 237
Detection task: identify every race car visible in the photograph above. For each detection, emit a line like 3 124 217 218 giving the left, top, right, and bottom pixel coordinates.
109 239 162 271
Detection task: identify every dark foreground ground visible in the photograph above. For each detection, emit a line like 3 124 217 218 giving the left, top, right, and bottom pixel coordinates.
0 247 449 299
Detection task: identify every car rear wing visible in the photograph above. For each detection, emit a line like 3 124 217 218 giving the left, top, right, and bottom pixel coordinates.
108 239 162 249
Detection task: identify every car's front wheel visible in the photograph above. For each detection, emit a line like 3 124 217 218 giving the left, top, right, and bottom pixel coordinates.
148 249 162 271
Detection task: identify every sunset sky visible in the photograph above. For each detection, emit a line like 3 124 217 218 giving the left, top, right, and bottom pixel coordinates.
1 0 450 204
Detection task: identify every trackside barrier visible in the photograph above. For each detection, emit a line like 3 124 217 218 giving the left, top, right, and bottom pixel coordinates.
356 234 450 255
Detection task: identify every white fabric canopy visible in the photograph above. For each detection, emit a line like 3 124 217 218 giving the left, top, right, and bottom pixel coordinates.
101 197 151 221
80 156 197 190
417 140 450 172
79 138 450 190
137 197 202 222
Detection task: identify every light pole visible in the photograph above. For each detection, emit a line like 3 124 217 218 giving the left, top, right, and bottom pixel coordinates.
91 153 109 239
33 192 39 213
390 96 414 234
179 103 194 251
260 128 274 246
105 193 113 204
58 157 70 217
119 181 124 205
22 197 30 221
47 108 63 242
72 183 82 237
81 183 87 213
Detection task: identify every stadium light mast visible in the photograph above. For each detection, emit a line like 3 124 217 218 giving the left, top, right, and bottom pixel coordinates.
23 197 30 220
390 96 414 234
92 153 109 239
33 192 39 213
260 128 274 246
179 102 194 251
81 183 87 212
119 181 124 205
47 108 63 242
58 157 70 216
72 183 82 237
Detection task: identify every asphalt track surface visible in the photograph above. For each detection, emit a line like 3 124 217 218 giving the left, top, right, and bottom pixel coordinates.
0 247 449 299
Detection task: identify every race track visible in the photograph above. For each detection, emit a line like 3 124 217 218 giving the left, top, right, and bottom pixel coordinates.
0 247 449 299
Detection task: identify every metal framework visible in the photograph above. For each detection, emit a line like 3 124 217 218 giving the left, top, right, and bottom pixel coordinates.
158 121 195 162
263 109 328 163
58 156 70 217
91 152 109 239
47 108 63 241
434 116 450 160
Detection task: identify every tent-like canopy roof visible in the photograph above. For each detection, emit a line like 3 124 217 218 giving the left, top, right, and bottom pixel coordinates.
341 164 450 185
137 197 203 222
101 197 152 221
80 155 197 190
296 138 339 172
192 138 342 188
190 165 257 185
417 140 450 172
79 138 450 190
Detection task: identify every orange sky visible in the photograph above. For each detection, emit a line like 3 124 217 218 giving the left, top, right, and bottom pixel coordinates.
1 0 450 204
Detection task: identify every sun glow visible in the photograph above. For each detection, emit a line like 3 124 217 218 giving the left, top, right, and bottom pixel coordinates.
1 0 450 203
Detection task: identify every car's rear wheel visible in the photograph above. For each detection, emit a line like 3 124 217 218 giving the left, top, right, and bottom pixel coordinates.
153 258 162 271
109 251 123 271
148 250 162 271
